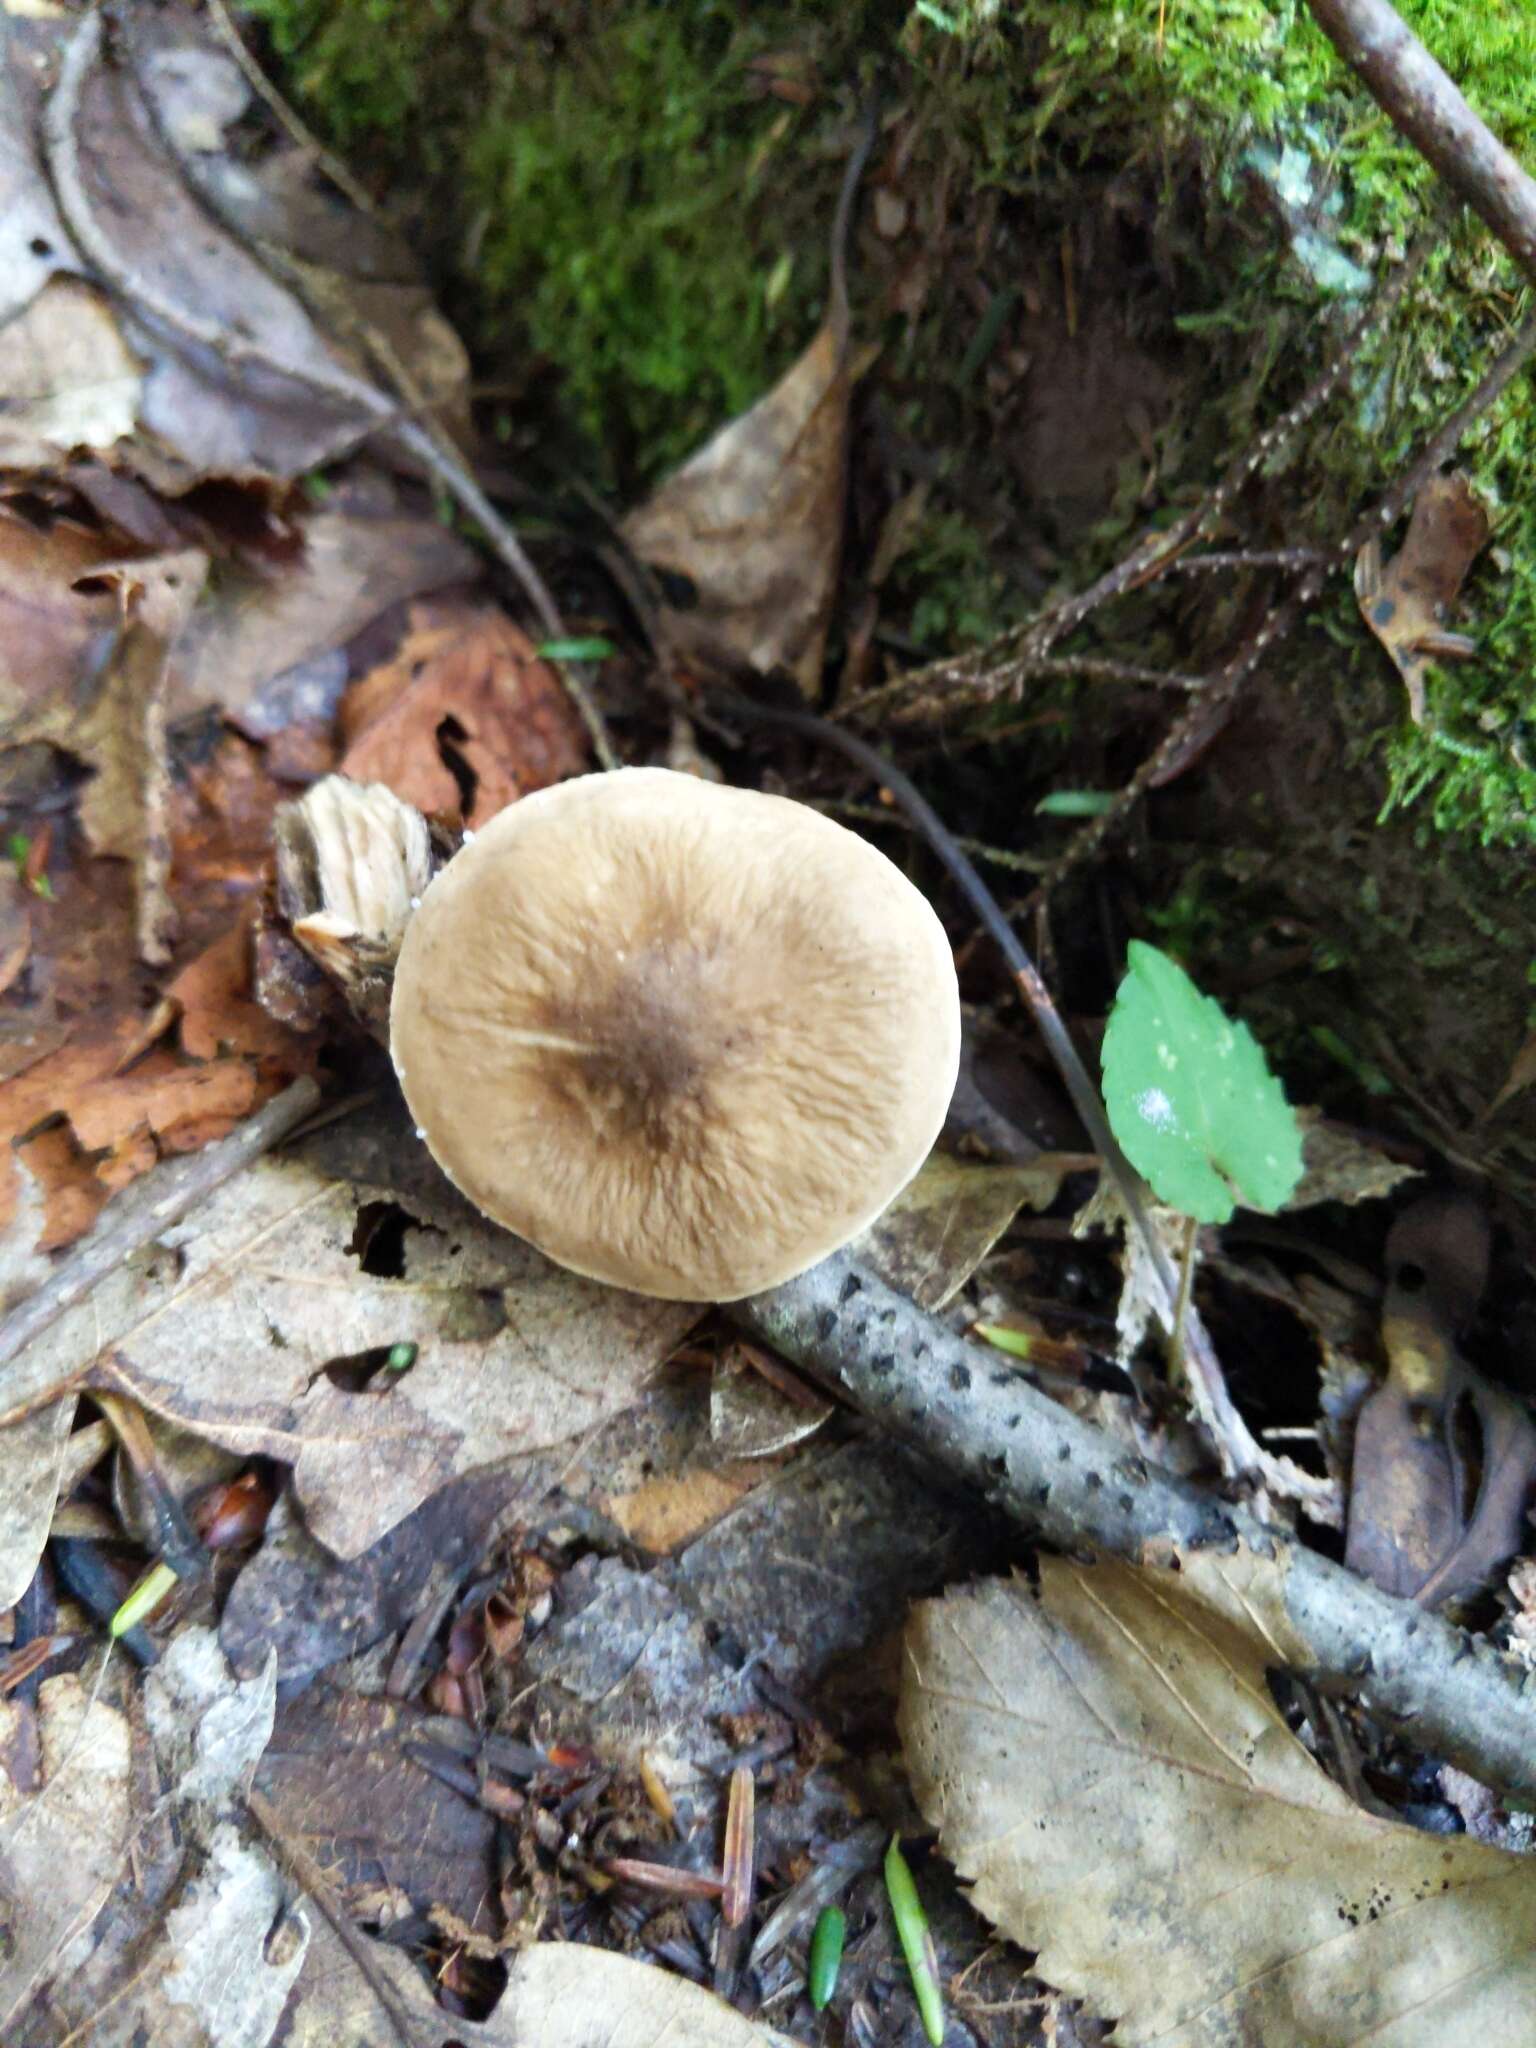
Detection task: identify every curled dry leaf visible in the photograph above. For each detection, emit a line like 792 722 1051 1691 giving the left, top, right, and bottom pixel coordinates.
900 1550 1536 2047
853 1151 1071 1312
622 298 862 695
1355 471 1490 724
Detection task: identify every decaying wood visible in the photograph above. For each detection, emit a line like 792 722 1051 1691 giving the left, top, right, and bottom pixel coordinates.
734 1250 1536 1801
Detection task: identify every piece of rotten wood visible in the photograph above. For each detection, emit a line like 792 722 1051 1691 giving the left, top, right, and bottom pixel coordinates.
733 1250 1536 1800
1307 0 1536 280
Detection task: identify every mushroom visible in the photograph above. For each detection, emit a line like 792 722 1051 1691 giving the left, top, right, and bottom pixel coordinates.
389 767 961 1300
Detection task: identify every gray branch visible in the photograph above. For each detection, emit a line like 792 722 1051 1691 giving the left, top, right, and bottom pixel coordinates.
736 1253 1536 1799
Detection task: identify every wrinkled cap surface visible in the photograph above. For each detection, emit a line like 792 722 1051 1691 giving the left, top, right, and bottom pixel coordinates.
390 767 961 1299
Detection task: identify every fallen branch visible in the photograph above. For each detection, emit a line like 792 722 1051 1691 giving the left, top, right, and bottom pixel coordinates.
845 235 1431 728
1307 0 1536 279
734 1250 1536 1800
0 1076 321 1423
1028 302 1536 899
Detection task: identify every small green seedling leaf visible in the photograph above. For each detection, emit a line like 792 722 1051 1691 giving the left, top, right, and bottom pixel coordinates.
1101 940 1303 1224
111 1559 178 1638
808 1904 846 2010
973 1323 1035 1360
885 1836 945 2047
1035 789 1116 818
536 636 616 662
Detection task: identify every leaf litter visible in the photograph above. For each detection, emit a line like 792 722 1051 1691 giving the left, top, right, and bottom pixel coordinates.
1 9 1535 2046
900 1550 1536 2048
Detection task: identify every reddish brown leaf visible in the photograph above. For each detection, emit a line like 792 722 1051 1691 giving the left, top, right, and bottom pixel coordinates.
338 600 588 826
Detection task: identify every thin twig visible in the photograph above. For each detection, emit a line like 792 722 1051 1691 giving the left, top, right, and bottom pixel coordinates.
1029 304 1536 898
44 10 616 769
846 233 1432 727
204 0 382 221
0 1076 321 1421
1307 0 1536 279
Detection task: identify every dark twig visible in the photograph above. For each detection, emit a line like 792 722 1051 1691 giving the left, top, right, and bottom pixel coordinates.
0 1077 321 1424
1029 304 1536 898
733 1249 1536 1798
847 234 1432 727
1307 0 1536 279
45 10 616 769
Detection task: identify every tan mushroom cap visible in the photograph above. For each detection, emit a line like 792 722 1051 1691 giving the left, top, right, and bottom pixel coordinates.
390 767 961 1300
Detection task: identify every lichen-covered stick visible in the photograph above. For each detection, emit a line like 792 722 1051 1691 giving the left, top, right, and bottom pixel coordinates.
734 1247 1536 1800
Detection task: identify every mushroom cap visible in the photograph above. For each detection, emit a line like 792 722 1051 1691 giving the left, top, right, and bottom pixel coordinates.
389 767 961 1300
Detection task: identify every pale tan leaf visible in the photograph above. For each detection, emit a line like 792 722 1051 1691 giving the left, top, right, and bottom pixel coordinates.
0 1674 133 2035
284 1921 780 2048
856 1151 1067 1311
900 1550 1536 2046
622 317 860 696
9 1142 696 1557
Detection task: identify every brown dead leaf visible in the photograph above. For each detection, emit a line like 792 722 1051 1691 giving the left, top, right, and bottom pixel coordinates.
1355 472 1489 724
0 506 123 727
855 1151 1069 1311
607 1464 763 1554
1483 1027 1536 1123
167 914 314 1064
900 1551 1536 2047
1283 1108 1420 1209
338 600 589 825
8 1109 697 1555
622 314 864 697
170 501 481 727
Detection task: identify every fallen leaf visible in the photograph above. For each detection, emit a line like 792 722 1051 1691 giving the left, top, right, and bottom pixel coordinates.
900 1551 1536 2046
855 1151 1070 1311
0 1154 75 1609
0 275 143 468
622 297 866 695
253 1688 499 1924
282 1925 778 2048
1283 1107 1420 1209
0 505 122 727
1482 1027 1536 1123
338 599 589 825
607 1463 763 1554
158 1824 311 2048
1355 471 1490 724
7 1106 697 1556
170 501 481 726
0 1673 133 2037
167 914 315 1064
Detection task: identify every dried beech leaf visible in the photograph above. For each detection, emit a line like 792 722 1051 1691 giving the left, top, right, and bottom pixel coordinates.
338 601 589 825
1283 1108 1420 1209
855 1151 1067 1311
622 315 859 696
10 1139 695 1557
900 1553 1536 2046
1355 472 1489 724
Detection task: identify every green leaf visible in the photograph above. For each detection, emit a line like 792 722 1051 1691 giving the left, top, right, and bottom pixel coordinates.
536 636 616 662
1035 789 1116 817
1101 941 1303 1223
